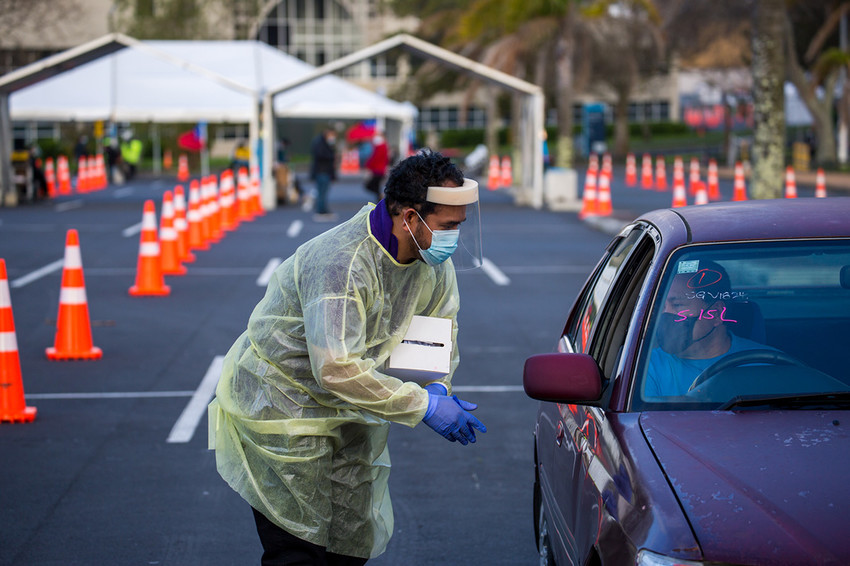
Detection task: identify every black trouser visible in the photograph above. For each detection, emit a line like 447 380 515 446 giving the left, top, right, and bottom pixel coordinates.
252 507 368 566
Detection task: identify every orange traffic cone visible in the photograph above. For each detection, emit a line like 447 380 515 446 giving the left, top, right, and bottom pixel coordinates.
173 185 195 264
219 170 238 232
159 191 186 276
655 156 667 191
129 200 170 296
487 155 501 190
199 178 213 245
596 172 612 216
641 154 653 189
187 180 209 251
45 157 57 197
207 176 224 241
177 154 190 182
707 159 720 200
579 168 598 219
588 153 599 174
625 154 637 187
237 167 254 222
815 168 827 198
784 166 797 199
500 156 513 188
163 149 173 170
250 165 265 217
672 168 688 208
688 157 700 196
0 259 37 423
732 162 748 201
46 230 103 360
58 156 72 195
694 181 709 205
76 157 89 193
95 154 107 189
601 154 613 183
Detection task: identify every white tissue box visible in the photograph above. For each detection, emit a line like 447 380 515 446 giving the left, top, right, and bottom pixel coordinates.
385 316 453 384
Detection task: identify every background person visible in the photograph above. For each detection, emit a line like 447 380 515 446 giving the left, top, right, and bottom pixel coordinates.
120 129 142 181
364 133 389 199
309 127 337 220
209 149 486 566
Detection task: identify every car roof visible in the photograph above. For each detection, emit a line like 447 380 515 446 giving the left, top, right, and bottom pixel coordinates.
637 197 850 245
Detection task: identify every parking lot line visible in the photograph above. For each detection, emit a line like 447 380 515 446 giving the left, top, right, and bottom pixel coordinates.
481 257 511 286
287 220 303 238
113 187 134 198
26 391 194 399
257 258 282 286
166 355 224 444
10 259 64 288
55 200 84 212
122 222 143 237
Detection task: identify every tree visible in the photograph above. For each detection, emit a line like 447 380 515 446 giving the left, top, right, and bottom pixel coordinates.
582 0 665 158
0 0 79 41
112 0 226 40
658 0 753 164
392 0 584 167
751 0 786 199
784 1 850 166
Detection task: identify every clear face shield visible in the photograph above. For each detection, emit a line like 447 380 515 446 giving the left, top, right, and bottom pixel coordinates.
422 178 482 271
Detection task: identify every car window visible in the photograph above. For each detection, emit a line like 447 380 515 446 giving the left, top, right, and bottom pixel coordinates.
633 240 850 411
565 228 644 353
589 236 654 381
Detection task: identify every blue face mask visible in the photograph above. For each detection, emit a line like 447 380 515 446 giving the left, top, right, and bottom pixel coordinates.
406 211 460 266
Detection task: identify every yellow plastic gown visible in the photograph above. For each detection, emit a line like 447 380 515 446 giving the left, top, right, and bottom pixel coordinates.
208 204 460 558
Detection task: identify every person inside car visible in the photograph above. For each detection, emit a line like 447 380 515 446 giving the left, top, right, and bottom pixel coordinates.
645 260 768 397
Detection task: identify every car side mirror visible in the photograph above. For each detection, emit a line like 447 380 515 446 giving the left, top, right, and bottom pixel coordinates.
523 353 603 404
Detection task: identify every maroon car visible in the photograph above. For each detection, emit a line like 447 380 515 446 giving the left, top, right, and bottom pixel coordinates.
524 198 850 566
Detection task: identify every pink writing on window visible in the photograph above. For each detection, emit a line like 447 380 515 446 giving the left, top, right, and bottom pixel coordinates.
674 307 738 323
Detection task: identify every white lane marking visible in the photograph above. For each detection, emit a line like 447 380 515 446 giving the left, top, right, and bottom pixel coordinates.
122 222 143 237
453 385 525 392
27 391 194 400
287 220 303 238
55 200 83 212
257 258 282 287
26 385 525 399
499 265 595 274
10 259 64 288
481 257 511 286
113 187 134 198
167 356 224 444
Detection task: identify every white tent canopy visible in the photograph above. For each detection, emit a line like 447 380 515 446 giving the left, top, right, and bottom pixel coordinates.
10 39 416 123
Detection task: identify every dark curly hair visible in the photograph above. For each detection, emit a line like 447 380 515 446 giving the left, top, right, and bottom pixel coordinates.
384 148 464 217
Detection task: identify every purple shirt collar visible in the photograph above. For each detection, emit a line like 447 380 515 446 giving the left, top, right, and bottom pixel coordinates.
369 199 399 259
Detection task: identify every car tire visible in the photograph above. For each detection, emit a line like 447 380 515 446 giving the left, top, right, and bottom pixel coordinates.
537 496 556 566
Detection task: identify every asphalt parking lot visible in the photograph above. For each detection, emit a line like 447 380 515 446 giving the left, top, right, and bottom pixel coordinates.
0 164 833 565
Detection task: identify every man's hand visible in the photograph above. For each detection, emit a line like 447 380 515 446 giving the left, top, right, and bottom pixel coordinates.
422 394 487 445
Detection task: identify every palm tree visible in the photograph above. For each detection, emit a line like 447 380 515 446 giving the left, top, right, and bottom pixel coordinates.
751 0 785 199
581 0 665 158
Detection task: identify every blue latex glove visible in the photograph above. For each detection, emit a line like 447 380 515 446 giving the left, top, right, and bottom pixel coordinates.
422 393 487 445
424 382 448 396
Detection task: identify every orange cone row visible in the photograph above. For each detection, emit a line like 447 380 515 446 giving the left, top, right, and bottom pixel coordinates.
616 153 833 208
126 168 264 298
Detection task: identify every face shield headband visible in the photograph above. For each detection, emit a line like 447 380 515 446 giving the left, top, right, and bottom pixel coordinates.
410 178 482 271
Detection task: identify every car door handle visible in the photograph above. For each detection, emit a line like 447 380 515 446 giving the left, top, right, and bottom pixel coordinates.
555 422 564 447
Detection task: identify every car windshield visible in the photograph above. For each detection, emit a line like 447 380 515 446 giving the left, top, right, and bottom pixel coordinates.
633 239 850 411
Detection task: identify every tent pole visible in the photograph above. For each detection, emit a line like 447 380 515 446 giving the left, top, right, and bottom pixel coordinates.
0 94 12 207
262 91 276 210
151 122 161 175
249 95 260 178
